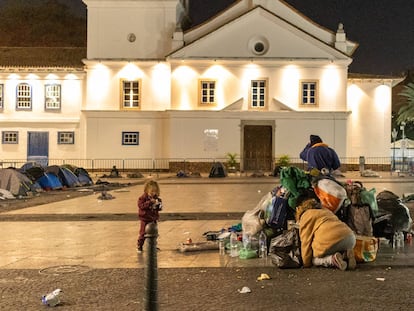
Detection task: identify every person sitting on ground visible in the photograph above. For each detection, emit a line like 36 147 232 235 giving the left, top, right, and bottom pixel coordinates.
296 198 356 271
109 165 120 178
300 134 341 173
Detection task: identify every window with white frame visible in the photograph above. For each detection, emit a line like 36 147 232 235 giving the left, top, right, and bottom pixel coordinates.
0 84 3 109
301 81 318 106
250 79 267 108
16 83 32 110
45 84 61 110
121 80 140 109
57 131 74 144
2 131 18 144
122 131 139 145
199 80 216 106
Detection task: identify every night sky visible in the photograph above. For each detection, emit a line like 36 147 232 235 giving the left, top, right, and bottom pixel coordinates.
2 0 413 76
190 0 414 76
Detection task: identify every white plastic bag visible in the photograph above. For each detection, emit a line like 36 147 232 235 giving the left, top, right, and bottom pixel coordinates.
242 192 271 236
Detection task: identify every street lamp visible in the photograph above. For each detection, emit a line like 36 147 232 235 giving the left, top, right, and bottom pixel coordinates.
400 121 406 171
392 128 398 171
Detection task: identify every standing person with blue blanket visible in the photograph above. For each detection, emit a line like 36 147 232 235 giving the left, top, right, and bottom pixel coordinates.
300 135 341 173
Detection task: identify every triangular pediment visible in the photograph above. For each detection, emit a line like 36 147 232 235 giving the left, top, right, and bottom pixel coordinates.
169 7 350 61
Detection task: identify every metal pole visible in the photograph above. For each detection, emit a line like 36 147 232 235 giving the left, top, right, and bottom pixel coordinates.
143 222 159 311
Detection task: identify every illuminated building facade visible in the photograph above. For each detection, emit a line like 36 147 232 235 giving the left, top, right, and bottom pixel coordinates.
0 0 402 170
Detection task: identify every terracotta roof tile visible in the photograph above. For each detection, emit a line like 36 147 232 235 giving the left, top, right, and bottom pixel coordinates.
0 47 86 68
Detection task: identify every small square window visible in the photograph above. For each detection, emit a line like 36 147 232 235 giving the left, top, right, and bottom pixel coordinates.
57 132 74 144
2 131 18 144
122 131 139 145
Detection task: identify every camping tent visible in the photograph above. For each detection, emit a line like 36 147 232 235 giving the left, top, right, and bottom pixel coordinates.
37 173 63 190
45 165 81 187
0 168 34 196
209 162 227 178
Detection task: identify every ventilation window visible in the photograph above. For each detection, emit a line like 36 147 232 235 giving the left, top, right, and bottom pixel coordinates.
248 36 269 55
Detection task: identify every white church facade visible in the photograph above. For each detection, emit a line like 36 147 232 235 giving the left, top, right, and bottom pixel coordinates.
0 0 403 171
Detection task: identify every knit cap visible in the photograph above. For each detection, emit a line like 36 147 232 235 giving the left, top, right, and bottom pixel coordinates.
310 135 322 145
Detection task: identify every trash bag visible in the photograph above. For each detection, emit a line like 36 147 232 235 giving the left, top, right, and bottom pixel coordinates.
269 227 302 269
242 193 270 236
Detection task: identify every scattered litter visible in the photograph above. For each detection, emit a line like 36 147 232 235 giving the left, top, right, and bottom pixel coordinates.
238 286 251 294
77 189 94 192
376 278 386 282
257 273 271 281
97 191 115 200
114 189 130 193
41 288 62 307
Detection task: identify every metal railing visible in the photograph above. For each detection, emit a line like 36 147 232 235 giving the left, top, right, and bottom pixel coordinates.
1 156 412 173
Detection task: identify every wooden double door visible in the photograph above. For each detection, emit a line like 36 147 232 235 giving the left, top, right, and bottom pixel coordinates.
243 125 273 171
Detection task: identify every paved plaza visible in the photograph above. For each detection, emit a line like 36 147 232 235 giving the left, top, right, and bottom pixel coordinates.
0 172 413 310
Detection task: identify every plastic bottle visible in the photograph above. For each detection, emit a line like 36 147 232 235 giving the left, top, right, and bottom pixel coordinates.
218 238 225 255
42 289 62 307
258 231 267 258
393 231 404 250
230 230 239 257
242 232 251 250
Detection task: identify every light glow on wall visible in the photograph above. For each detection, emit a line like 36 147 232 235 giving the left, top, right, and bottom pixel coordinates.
88 63 111 104
7 74 20 80
321 65 340 96
374 84 390 113
172 65 197 109
151 63 171 106
46 74 58 81
203 65 231 109
281 65 300 102
347 83 364 118
119 63 144 80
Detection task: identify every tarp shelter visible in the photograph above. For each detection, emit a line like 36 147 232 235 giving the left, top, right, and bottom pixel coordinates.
390 139 414 158
0 168 34 196
209 162 227 178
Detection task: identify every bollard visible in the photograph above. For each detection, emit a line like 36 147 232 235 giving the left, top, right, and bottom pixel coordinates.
143 222 159 311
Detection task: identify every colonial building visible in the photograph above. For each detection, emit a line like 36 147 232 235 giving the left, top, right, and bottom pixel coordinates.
0 0 403 171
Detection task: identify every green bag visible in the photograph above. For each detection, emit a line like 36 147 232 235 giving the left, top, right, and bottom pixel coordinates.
238 248 257 259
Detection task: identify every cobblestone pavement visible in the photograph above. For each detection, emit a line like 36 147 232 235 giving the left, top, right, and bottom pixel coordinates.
1 266 413 310
0 172 413 310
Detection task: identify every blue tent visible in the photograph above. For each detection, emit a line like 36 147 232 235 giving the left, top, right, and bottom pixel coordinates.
37 173 63 190
45 165 81 188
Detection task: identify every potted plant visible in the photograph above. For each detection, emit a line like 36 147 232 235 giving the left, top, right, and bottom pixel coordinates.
273 154 290 176
225 152 238 172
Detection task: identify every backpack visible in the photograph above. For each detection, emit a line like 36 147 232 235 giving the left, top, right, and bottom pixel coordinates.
343 181 374 236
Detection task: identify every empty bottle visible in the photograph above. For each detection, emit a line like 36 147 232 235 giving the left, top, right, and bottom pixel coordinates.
242 232 251 250
393 231 404 250
218 238 225 255
42 289 62 307
230 230 239 257
258 231 267 258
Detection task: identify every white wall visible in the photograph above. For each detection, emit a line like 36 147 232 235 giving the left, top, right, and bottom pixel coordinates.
347 80 393 158
84 0 177 59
